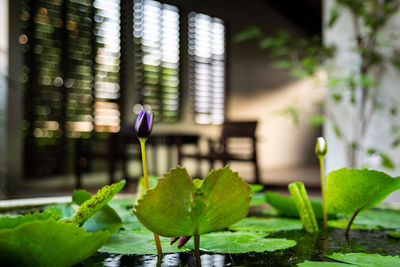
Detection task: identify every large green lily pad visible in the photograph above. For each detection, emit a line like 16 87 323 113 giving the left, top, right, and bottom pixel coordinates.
326 168 400 215
229 217 302 232
299 253 400 266
99 230 192 254
198 231 296 253
99 230 296 255
134 166 251 237
0 219 110 267
328 208 400 230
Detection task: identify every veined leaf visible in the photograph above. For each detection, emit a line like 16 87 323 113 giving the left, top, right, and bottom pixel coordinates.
0 219 109 267
134 166 251 237
0 211 58 230
326 168 400 215
66 180 126 226
229 217 302 232
72 189 123 234
288 182 318 232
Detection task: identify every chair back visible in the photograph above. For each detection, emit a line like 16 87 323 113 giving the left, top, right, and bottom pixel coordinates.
221 121 258 139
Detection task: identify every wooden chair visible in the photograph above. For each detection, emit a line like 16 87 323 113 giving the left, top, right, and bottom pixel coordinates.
178 121 260 184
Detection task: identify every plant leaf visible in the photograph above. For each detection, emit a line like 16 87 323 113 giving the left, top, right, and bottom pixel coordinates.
229 217 302 232
72 189 123 233
326 168 400 215
0 219 110 267
197 231 296 253
328 253 400 266
66 180 126 225
288 182 318 232
265 191 333 219
250 184 264 193
98 230 192 254
0 211 58 230
134 166 251 237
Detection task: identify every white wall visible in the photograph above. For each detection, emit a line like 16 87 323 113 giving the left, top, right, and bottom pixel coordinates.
323 0 400 177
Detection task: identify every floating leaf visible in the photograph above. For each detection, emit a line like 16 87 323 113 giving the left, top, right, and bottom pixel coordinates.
134 166 251 237
300 253 400 266
326 168 400 215
0 219 109 267
229 217 302 232
99 230 191 255
328 208 400 230
197 231 296 253
66 180 126 225
298 261 348 266
288 182 318 232
0 211 58 230
329 253 400 266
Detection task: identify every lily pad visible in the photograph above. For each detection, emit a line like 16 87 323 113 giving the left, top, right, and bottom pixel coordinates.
0 219 110 267
99 230 192 254
0 211 58 230
99 230 296 255
229 217 302 232
326 168 400 215
329 253 400 266
198 231 296 253
298 261 350 266
134 166 251 237
328 209 400 230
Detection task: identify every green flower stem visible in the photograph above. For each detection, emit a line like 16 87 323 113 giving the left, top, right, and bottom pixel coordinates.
319 156 328 230
139 138 163 256
194 234 201 266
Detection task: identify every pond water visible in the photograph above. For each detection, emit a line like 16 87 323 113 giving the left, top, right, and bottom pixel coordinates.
78 227 400 267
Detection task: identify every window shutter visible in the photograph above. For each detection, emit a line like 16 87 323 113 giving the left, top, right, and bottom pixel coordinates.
133 0 180 122
188 12 226 125
93 0 121 133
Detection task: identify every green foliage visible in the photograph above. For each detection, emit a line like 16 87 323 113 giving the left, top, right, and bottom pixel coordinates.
288 182 318 232
308 114 325 128
326 168 400 215
328 208 400 230
386 229 400 239
99 230 296 255
265 192 334 219
250 184 264 193
197 231 296 253
366 149 395 170
233 26 263 43
300 253 400 266
0 219 109 267
99 230 191 254
66 180 126 226
72 189 123 233
280 106 299 125
229 217 302 232
134 166 251 237
0 211 58 230
136 175 159 204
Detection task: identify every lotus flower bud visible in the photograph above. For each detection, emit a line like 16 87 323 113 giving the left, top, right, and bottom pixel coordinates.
135 110 154 139
315 137 327 157
170 236 192 249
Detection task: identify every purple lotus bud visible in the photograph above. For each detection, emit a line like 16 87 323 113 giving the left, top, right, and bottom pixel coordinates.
135 110 154 139
170 236 192 249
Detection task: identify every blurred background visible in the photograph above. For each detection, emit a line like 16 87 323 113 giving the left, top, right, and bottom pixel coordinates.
1 0 400 200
